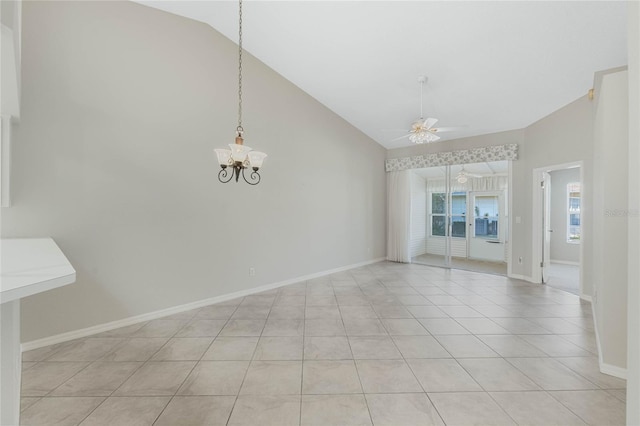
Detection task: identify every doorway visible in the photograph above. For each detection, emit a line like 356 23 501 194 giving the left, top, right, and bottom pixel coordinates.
410 161 509 275
533 163 582 295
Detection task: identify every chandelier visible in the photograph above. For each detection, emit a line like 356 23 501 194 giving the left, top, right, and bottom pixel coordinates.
409 129 439 144
214 0 266 185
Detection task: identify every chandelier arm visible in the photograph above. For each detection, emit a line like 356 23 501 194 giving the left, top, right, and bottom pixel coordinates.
242 168 261 185
218 167 234 183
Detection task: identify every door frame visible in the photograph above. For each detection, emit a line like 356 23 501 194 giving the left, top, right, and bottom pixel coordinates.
531 161 584 295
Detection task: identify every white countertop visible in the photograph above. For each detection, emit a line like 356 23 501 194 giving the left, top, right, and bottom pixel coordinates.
0 238 76 304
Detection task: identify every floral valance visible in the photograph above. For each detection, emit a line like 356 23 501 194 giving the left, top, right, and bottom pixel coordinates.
385 143 518 172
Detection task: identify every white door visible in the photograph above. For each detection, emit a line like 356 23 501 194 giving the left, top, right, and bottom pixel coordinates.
468 191 504 262
541 172 552 282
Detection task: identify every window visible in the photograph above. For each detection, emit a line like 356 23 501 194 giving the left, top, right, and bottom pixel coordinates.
567 182 581 243
430 192 466 237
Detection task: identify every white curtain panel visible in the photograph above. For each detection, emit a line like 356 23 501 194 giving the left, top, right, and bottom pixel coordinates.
387 170 412 263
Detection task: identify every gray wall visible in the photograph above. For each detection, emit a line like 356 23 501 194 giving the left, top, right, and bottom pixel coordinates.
592 69 628 372
1 1 387 342
549 168 580 263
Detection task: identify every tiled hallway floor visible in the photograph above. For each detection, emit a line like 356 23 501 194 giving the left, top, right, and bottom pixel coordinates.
20 262 626 425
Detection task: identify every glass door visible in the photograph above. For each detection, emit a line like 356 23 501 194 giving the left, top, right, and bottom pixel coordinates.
467 191 504 261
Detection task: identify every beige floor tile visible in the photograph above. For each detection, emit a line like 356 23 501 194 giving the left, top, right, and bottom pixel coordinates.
195 305 237 319
372 305 413 318
356 359 422 393
519 334 593 357
557 357 627 389
366 393 444 426
240 361 302 395
349 336 402 359
304 336 353 360
154 396 235 426
230 306 271 320
45 338 124 362
93 323 146 338
339 306 378 319
132 319 188 338
79 396 169 426
527 317 588 334
306 295 338 306
262 319 304 336
20 396 105 426
381 318 429 335
305 319 346 336
114 361 195 396
218 320 265 337
177 361 249 395
455 318 510 334
21 362 90 396
438 305 484 318
302 360 362 394
392 335 451 359
343 319 387 336
506 358 598 390
265 305 305 319
50 362 142 396
240 295 276 306
150 338 213 361
21 344 66 362
254 336 303 360
407 358 482 392
490 391 586 425
228 395 300 426
477 335 547 357
20 397 40 413
457 358 540 391
435 335 499 358
175 319 226 337
100 338 168 362
301 394 372 426
406 305 448 318
490 317 551 334
274 295 306 306
201 337 258 360
606 388 626 402
429 392 516 425
550 390 626 425
419 318 470 335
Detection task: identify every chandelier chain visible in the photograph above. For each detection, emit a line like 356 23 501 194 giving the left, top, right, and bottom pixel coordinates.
237 0 243 133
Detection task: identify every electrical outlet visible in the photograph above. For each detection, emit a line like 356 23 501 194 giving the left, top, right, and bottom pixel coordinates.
518 257 523 264
249 267 255 277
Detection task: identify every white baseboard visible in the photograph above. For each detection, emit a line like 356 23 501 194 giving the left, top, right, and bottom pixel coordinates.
600 362 627 379
22 257 386 352
580 294 592 303
551 260 580 266
507 273 536 283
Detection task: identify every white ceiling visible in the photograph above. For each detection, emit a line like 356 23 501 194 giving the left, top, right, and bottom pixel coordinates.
136 1 628 149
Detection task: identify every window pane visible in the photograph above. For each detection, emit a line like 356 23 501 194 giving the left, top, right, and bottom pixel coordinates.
473 195 499 239
452 192 467 215
432 193 446 214
570 213 580 226
567 183 581 243
432 216 446 236
451 216 466 238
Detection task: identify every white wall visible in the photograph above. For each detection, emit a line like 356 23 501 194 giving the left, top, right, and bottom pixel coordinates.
627 2 640 422
0 1 387 342
549 168 580 263
409 172 427 257
592 69 628 373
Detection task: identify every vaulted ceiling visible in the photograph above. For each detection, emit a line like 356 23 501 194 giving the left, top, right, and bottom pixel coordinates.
136 1 627 149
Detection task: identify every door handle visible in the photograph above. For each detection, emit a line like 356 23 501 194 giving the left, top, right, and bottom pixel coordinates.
547 229 553 232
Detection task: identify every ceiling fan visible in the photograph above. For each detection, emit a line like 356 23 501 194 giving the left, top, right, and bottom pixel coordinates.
391 76 460 144
456 165 483 183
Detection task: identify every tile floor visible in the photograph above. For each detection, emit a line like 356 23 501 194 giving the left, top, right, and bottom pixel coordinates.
19 261 626 425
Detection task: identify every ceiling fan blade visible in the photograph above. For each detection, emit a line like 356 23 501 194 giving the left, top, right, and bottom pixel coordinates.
431 126 464 133
431 133 441 142
423 117 438 130
390 134 411 142
468 173 483 178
